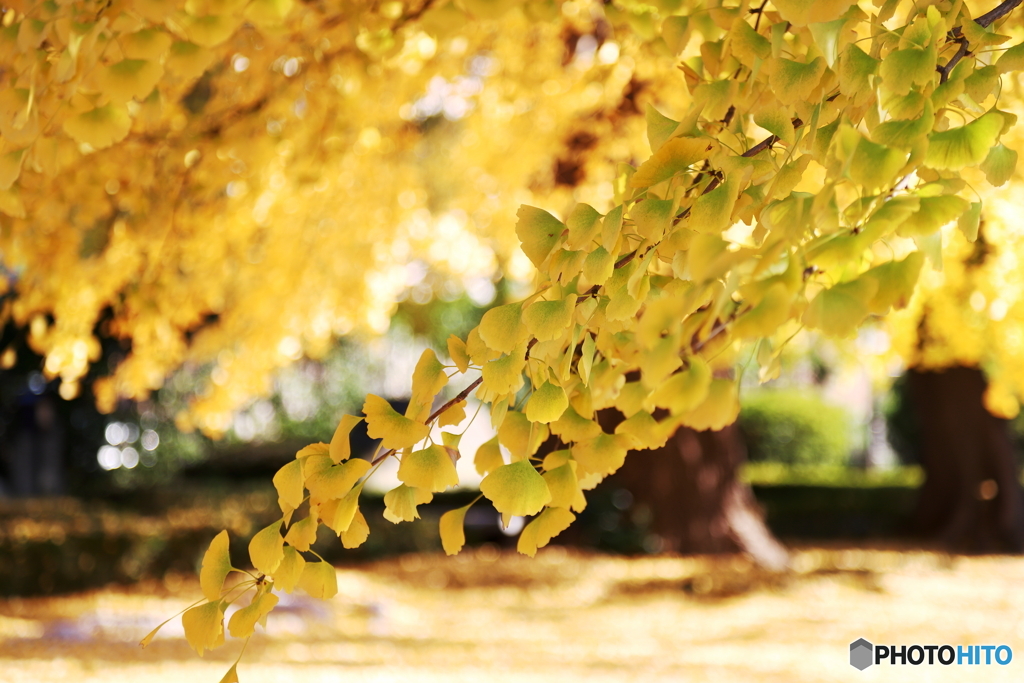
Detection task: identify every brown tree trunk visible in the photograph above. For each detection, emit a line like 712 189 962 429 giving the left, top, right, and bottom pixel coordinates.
610 419 789 571
907 366 1024 552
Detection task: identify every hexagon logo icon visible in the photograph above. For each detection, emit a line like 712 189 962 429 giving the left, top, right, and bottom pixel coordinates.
850 638 873 670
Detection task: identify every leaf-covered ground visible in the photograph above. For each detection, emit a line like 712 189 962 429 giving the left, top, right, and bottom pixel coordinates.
1 546 1022 682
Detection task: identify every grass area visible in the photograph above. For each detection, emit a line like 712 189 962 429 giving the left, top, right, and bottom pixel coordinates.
1 546 1022 682
742 463 925 487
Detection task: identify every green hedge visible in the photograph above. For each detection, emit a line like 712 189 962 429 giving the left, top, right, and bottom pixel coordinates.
739 390 851 467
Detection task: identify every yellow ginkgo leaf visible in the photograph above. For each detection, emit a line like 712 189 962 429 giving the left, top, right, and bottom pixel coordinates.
542 461 578 509
363 394 430 450
272 546 305 593
479 344 527 399
165 41 215 79
438 399 467 428
0 148 26 192
62 104 131 150
272 459 304 511
447 334 470 373
122 28 174 60
199 530 232 602
302 453 333 480
679 379 741 432
630 136 717 188
549 404 602 442
341 509 370 548
329 415 363 463
572 433 628 477
397 444 459 492
328 483 363 534
283 515 318 552
218 665 239 683
516 205 564 268
523 295 575 342
732 283 793 339
383 484 433 523
305 458 371 503
439 504 470 555
245 0 295 27
227 590 278 639
525 381 569 424
478 302 528 353
297 561 338 599
802 277 878 338
615 410 671 450
248 521 284 575
296 442 330 458
407 349 448 421
474 435 505 475
517 507 575 557
182 14 242 47
182 601 225 656
565 203 602 250
95 59 164 103
479 459 551 516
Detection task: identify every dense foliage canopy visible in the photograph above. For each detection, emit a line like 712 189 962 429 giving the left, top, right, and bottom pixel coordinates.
5 0 1024 675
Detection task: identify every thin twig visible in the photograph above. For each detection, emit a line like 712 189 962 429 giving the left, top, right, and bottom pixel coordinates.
938 0 1023 82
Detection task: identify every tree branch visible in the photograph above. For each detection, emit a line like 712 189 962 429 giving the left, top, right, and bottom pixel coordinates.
939 0 1023 82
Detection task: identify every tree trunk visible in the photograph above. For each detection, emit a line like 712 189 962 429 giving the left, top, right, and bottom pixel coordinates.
610 419 789 571
907 366 1024 552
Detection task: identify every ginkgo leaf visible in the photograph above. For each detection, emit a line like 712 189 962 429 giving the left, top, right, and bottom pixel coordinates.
615 410 671 450
862 252 924 314
248 521 284 575
630 137 716 188
846 132 909 191
581 246 614 288
730 17 770 65
228 591 279 639
479 459 551 516
245 0 294 27
166 41 215 79
770 57 826 106
200 530 232 602
958 201 982 242
306 458 371 502
328 483 364 534
839 44 879 104
925 112 1005 170
516 205 564 268
62 104 131 150
645 104 680 150
802 277 879 338
523 296 574 342
525 381 569 424
542 461 578 509
679 379 741 432
297 561 338 599
980 144 1017 186
479 302 528 353
896 195 969 239
363 395 429 450
631 198 673 241
690 175 739 234
273 546 305 593
341 510 370 549
182 14 242 47
566 203 602 249
302 453 333 480
329 415 363 463
219 665 238 683
732 283 793 339
447 335 470 373
439 504 470 555
571 433 628 477
754 106 794 145
474 435 504 475
398 444 459 492
96 59 164 103
549 404 602 442
283 515 318 552
297 443 330 458
873 100 935 150
0 148 25 192
383 484 433 523
182 601 225 656
879 47 935 95
408 349 448 420
772 0 855 25
479 344 527 399
438 399 467 428
273 459 304 511
517 507 575 557
649 357 712 415
122 28 174 60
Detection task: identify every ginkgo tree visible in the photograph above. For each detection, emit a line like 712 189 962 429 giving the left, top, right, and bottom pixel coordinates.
5 0 1024 677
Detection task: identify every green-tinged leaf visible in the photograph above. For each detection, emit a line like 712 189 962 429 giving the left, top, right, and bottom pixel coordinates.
447 335 470 373
963 65 1000 104
754 106 794 145
802 277 879 338
273 546 305 593
839 44 879 104
228 591 278 639
809 17 846 67
283 515 318 552
478 302 528 353
525 381 569 424
480 344 527 399
523 295 574 342
769 57 826 106
997 41 1024 73
543 461 579 509
872 100 934 150
615 410 671 450
679 378 740 432
879 47 935 95
602 204 623 251
479 459 551 516
550 404 602 441
383 484 433 523
649 357 711 414
645 104 680 151
572 433 628 477
896 195 969 238
96 59 163 103
363 394 430 450
273 459 304 511
632 198 674 241
846 132 909 191
474 435 505 475
200 530 232 602
517 507 575 557
924 112 1005 170
730 17 770 65
958 201 982 242
690 175 740 234
329 415 363 463
398 444 459 492
732 283 793 339
862 252 925 314
579 333 597 385
341 510 370 549
249 521 284 575
631 137 716 188
566 203 603 249
772 0 855 26
516 205 564 268
439 504 470 555
581 246 614 288
297 561 337 599
408 349 448 420
182 601 224 656
305 458 372 502
980 144 1017 186
62 104 131 149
